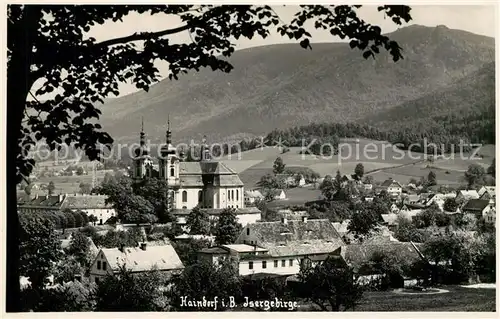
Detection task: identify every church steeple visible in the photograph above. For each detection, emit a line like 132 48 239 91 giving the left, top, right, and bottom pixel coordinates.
140 116 146 146
166 114 172 145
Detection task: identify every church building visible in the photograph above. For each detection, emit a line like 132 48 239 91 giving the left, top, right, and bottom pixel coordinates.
132 119 246 211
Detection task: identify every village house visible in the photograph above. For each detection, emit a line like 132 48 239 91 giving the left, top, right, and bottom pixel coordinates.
269 189 287 200
244 190 264 206
332 220 350 237
456 190 480 205
89 242 184 284
209 217 346 277
379 178 403 198
424 193 457 211
17 194 116 225
478 186 496 205
461 199 495 222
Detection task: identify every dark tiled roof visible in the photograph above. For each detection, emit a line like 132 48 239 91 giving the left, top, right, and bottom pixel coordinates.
248 219 344 246
345 242 423 272
179 161 237 175
199 247 229 254
61 195 112 209
462 199 490 212
20 195 64 208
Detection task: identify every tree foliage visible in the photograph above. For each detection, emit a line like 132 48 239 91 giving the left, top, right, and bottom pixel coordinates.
95 265 170 311
169 258 241 311
214 207 243 245
354 163 364 180
187 206 211 235
8 4 412 311
464 163 486 189
297 258 364 311
272 157 286 175
19 217 62 291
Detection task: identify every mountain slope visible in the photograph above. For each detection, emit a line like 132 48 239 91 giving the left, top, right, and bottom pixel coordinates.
97 24 495 143
362 62 495 127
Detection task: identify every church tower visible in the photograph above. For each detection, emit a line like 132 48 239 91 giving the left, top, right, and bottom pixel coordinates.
159 116 180 210
159 115 180 182
133 117 154 180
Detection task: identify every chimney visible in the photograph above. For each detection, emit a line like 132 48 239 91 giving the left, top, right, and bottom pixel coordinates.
302 216 308 223
281 216 287 224
140 243 147 251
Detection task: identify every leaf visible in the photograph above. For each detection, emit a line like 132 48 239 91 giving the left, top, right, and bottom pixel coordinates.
300 38 311 50
362 51 374 59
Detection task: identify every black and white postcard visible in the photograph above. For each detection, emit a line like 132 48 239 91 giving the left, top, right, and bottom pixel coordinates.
4 3 497 314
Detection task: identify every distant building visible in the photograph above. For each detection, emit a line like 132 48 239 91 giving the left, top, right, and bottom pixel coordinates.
244 190 264 206
456 190 480 204
462 199 495 221
132 122 246 211
18 194 116 225
331 220 350 237
229 217 345 276
89 242 184 284
380 178 403 197
478 186 496 205
269 189 287 200
425 193 456 211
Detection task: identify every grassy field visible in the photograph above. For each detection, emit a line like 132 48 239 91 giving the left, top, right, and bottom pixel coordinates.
292 286 496 312
351 286 496 312
235 141 495 189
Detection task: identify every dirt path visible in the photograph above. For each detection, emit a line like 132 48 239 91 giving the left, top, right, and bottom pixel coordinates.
365 159 427 176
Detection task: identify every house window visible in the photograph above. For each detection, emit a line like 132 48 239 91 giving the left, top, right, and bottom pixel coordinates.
97 260 101 270
236 190 239 201
262 261 267 269
182 191 187 202
227 192 230 200
170 167 175 177
102 262 107 271
95 277 100 284
249 262 253 270
246 228 250 236
231 190 234 201
274 260 278 268
289 259 293 266
281 260 286 267
198 190 203 203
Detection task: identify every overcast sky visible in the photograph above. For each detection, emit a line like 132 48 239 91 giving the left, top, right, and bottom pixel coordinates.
32 5 497 98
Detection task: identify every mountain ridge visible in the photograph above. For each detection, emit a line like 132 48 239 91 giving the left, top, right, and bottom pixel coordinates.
97 24 495 144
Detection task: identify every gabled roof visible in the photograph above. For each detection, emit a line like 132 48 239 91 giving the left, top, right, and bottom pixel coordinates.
246 219 344 247
179 161 237 175
245 190 263 198
21 195 64 208
462 199 490 212
478 186 496 196
264 240 343 258
61 195 112 209
381 179 402 187
99 244 184 273
457 190 480 199
332 220 350 234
